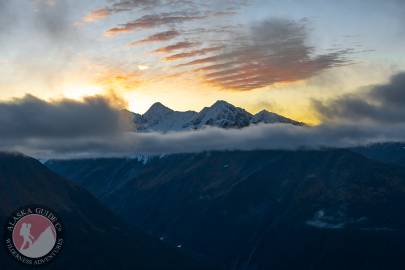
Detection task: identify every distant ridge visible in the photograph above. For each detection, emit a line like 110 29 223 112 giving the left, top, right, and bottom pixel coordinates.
47 149 405 270
130 100 304 132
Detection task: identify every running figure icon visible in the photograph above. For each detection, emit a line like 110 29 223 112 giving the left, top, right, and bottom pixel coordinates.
19 223 35 251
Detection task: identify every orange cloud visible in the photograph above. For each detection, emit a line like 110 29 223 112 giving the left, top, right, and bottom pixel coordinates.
172 19 350 91
97 72 142 92
83 8 111 22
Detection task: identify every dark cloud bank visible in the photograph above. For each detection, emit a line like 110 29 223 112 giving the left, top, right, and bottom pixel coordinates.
315 72 405 124
0 95 132 139
1 72 405 158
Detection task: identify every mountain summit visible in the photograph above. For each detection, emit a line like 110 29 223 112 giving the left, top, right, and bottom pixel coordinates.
131 100 303 132
133 102 197 132
184 100 253 129
251 109 304 126
144 102 174 117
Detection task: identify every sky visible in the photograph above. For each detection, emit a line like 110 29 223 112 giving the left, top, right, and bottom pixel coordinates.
0 0 405 125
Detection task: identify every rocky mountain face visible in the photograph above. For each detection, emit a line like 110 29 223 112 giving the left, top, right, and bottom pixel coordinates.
130 100 304 132
45 158 147 199
47 148 405 270
0 152 211 270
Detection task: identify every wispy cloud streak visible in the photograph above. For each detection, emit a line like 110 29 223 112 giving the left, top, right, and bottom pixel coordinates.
153 41 198 53
105 13 204 37
173 19 350 90
130 30 180 45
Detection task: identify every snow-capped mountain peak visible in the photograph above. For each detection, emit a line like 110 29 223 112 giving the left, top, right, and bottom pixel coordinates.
251 110 304 126
210 100 236 110
134 102 197 132
144 102 173 118
186 100 253 129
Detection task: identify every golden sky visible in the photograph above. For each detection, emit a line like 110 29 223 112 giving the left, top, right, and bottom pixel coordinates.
1 0 405 125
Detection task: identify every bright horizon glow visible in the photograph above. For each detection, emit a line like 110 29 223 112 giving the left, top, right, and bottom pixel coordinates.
62 85 104 100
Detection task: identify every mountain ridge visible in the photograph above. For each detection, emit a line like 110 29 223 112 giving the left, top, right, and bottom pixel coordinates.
0 152 213 270
130 100 304 132
47 148 405 270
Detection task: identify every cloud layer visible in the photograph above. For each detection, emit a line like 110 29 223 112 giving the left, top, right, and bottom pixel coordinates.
315 72 405 124
103 13 350 90
5 122 405 159
1 72 405 158
177 19 350 90
85 0 351 91
0 95 132 140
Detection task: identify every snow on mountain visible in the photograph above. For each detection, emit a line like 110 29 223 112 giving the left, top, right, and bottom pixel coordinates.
128 100 303 132
185 100 253 129
251 110 304 126
133 102 197 132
